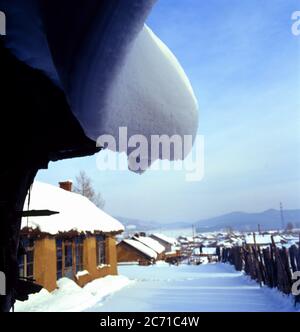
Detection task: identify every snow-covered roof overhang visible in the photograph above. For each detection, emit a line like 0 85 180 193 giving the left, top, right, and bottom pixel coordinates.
21 182 124 235
1 0 199 172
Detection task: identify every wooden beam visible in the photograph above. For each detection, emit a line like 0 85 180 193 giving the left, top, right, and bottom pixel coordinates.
19 210 59 217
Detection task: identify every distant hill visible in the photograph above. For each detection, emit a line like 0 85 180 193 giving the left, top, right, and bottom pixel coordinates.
116 217 161 232
195 209 300 232
116 209 300 235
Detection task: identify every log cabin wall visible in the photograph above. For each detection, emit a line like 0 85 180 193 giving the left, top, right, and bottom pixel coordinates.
33 238 57 291
117 242 152 265
22 233 119 291
76 235 118 287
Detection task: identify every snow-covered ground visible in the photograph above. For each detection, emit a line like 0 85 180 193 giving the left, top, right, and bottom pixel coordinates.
87 263 299 312
15 263 299 312
14 275 133 312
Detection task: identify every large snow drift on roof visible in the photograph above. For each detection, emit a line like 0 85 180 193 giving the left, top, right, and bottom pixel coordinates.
21 182 124 234
90 25 199 170
123 239 157 259
1 0 198 171
133 236 165 254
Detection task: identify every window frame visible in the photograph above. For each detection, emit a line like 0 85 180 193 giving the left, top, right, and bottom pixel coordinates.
96 234 106 266
75 236 84 273
56 237 86 280
19 238 35 280
63 239 73 270
56 239 63 280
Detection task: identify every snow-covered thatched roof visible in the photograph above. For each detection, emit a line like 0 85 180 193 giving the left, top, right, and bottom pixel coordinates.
21 182 124 235
123 239 157 260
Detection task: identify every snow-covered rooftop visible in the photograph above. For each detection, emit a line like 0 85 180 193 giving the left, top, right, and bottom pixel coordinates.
123 239 157 260
133 236 165 254
21 182 124 235
245 234 286 245
151 233 177 245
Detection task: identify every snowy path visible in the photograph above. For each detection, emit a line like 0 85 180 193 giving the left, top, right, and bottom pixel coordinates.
87 263 296 312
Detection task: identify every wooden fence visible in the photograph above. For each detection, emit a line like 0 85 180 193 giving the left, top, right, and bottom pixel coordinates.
217 237 300 304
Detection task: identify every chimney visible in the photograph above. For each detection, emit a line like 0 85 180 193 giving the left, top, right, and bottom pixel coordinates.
59 180 73 192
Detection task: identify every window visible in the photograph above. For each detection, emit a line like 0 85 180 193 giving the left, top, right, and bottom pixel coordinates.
56 238 85 280
96 235 106 266
18 238 34 279
75 237 84 272
18 255 25 278
56 239 63 280
62 240 74 279
64 240 73 266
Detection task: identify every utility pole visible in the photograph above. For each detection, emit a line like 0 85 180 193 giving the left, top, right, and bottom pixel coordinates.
258 224 261 234
280 202 285 231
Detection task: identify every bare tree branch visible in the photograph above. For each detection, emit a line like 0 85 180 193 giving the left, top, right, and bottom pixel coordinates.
73 171 105 209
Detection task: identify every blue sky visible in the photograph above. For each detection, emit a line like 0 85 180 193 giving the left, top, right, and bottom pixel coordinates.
37 0 300 223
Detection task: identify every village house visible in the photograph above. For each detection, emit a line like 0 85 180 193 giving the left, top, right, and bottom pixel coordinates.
150 233 177 253
19 181 124 291
117 234 166 265
117 239 157 265
132 235 165 260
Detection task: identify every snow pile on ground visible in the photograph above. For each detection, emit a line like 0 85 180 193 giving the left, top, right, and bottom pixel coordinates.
21 181 124 234
238 266 299 312
14 275 132 312
260 284 299 312
123 239 157 259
